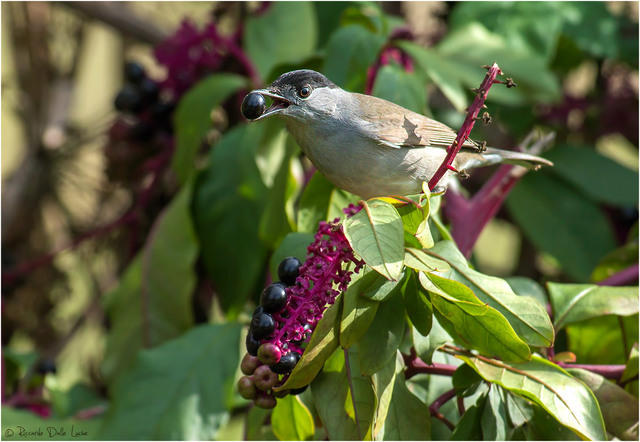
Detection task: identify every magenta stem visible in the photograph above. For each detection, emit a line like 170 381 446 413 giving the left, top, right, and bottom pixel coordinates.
403 352 458 379
429 388 456 430
428 63 502 190
558 363 626 379
597 264 639 286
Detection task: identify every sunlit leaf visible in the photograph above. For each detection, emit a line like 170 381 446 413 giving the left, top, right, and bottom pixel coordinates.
343 199 404 281
271 395 315 441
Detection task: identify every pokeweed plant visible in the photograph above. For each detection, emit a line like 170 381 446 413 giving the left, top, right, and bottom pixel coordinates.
2 2 637 442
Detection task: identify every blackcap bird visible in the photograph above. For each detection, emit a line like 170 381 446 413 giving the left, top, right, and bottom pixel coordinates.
242 69 552 199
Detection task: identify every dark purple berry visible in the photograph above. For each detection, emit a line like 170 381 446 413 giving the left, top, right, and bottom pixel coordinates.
290 384 308 395
36 359 57 375
152 100 175 120
257 343 281 365
270 351 300 374
255 393 277 409
241 92 266 120
251 306 275 339
115 84 145 113
261 282 288 313
241 353 261 375
139 78 159 104
124 61 146 84
130 121 155 141
254 365 278 391
237 376 257 399
278 257 301 286
245 332 261 356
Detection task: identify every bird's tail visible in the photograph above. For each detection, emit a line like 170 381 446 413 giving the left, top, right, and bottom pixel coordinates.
484 147 553 169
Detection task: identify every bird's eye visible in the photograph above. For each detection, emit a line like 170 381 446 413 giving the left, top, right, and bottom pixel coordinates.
298 85 311 98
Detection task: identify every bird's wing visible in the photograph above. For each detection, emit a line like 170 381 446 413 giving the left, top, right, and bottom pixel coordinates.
352 93 479 150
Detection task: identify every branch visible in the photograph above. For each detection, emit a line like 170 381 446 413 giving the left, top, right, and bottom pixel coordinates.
62 2 168 45
428 63 503 191
597 263 639 286
429 388 456 431
402 351 457 379
558 363 626 380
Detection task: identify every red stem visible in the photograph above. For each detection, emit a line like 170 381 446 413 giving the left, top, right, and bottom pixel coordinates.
429 388 456 431
597 263 639 286
402 352 458 379
557 363 626 379
428 63 502 190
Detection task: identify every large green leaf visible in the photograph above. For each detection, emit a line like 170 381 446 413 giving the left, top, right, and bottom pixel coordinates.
451 394 485 440
372 64 427 114
103 182 197 382
100 324 241 440
481 385 509 440
568 368 639 440
343 200 404 281
275 299 342 391
350 267 404 302
412 314 453 364
452 352 607 441
1 406 103 440
566 315 638 365
296 172 335 233
193 124 268 313
426 241 554 347
545 145 639 207
271 395 315 441
506 393 580 440
423 273 531 362
323 24 386 92
401 270 433 336
173 74 246 183
548 282 639 330
357 291 406 376
507 171 617 281
244 2 317 80
340 272 380 349
377 353 431 440
310 349 375 440
404 247 450 273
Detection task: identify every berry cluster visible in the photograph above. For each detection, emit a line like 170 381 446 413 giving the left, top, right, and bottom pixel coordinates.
238 210 364 408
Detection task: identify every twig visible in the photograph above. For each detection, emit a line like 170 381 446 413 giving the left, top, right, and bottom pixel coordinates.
429 388 456 431
558 363 626 380
402 352 458 379
598 263 639 286
343 349 362 439
62 2 168 45
428 63 502 190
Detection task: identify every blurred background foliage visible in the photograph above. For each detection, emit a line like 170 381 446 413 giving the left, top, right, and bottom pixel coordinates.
1 1 637 440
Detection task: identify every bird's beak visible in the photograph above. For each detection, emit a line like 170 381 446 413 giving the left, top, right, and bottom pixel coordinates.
251 88 292 120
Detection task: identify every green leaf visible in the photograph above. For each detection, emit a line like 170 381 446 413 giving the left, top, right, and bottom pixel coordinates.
296 172 335 233
451 394 485 440
621 345 639 396
100 324 241 440
245 2 317 80
340 272 380 349
371 352 397 439
412 314 452 364
271 395 315 441
545 145 639 207
103 185 198 383
141 180 197 340
427 240 554 347
351 267 403 302
566 315 638 365
548 282 639 330
568 368 639 440
276 299 342 391
246 406 276 441
372 64 427 114
399 41 468 111
423 273 531 362
314 2 352 48
507 171 617 281
269 232 314 280
173 74 246 183
404 247 450 273
323 24 386 92
259 137 299 248
401 270 433 336
343 200 404 281
481 385 509 440
506 276 548 306
357 291 406 376
1 406 103 440
193 124 268 313
506 393 580 441
327 188 361 222
46 381 107 419
452 351 607 441
310 349 375 440
591 241 639 283
378 352 431 440
559 2 621 58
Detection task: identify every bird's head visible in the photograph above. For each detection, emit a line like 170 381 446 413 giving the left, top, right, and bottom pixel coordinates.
242 70 342 122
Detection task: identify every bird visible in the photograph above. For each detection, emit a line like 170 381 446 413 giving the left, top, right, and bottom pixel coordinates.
241 69 552 199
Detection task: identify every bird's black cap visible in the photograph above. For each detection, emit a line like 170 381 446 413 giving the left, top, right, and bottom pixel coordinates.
271 70 337 91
